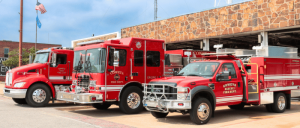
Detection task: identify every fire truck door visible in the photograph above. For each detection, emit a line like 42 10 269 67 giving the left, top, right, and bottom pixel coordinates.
145 41 164 83
106 48 129 99
214 63 243 105
49 54 69 84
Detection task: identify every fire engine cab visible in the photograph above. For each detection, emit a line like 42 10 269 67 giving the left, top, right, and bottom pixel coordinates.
57 38 167 114
3 47 74 107
143 45 300 124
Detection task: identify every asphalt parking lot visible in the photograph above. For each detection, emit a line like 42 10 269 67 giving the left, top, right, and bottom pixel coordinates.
1 83 300 128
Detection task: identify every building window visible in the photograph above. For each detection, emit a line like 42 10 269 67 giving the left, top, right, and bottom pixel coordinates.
4 48 9 58
134 50 143 66
146 51 160 67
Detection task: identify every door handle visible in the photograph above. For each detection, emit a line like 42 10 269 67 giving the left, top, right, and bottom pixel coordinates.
238 82 241 87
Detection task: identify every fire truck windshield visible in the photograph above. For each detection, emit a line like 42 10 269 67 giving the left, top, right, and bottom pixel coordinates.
73 48 106 73
177 62 220 77
33 52 49 63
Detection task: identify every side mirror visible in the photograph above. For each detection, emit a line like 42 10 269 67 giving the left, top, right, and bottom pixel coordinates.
113 51 119 67
51 52 57 67
216 71 231 81
173 71 178 76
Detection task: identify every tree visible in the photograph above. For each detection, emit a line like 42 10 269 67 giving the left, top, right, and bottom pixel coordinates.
2 47 36 67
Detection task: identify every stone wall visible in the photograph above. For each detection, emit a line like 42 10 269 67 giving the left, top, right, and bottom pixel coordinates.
121 0 300 43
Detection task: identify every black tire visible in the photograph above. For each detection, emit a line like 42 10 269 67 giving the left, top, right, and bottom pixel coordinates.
190 97 212 125
92 103 111 110
12 98 27 104
119 86 143 114
265 104 273 112
25 84 51 107
228 104 245 110
151 111 169 118
271 93 286 113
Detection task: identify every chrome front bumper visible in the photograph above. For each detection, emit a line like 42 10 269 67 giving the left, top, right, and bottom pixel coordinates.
3 88 27 98
143 99 191 112
56 91 103 104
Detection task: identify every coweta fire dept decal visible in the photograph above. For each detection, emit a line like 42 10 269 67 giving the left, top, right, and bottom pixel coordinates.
223 83 237 94
110 71 124 84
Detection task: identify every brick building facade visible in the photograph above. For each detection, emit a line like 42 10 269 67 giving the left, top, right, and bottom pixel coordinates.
0 40 61 81
121 0 300 44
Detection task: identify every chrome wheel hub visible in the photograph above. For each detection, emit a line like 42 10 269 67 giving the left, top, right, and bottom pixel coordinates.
278 96 285 110
197 103 210 121
32 89 46 103
127 92 140 109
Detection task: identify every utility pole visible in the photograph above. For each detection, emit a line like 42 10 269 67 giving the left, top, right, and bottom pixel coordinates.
35 0 38 53
19 0 23 66
154 0 157 20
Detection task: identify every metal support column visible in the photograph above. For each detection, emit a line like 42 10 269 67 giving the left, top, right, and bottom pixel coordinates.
203 39 210 51
261 31 268 47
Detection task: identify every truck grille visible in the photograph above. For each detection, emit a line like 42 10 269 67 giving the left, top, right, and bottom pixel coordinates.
77 75 90 91
145 84 177 100
5 72 12 86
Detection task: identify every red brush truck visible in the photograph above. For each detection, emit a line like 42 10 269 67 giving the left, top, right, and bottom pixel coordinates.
143 45 300 124
3 47 74 107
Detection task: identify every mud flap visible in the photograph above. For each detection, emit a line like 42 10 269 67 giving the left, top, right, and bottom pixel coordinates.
286 94 291 109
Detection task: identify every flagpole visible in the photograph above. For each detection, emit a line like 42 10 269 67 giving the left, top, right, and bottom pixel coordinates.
35 0 38 53
19 0 23 66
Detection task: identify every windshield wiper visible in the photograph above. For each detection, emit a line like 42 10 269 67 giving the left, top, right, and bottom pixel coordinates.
74 55 83 78
186 74 202 76
85 56 93 80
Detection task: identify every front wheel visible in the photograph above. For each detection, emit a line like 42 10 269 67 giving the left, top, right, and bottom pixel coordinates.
190 97 212 125
151 112 169 118
25 84 51 107
12 98 27 104
119 86 143 114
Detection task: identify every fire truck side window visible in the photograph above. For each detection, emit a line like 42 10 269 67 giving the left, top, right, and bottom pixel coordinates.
146 51 160 67
218 63 237 78
134 50 144 66
56 54 67 65
109 49 127 66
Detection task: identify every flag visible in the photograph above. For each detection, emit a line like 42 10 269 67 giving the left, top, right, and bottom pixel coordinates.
36 16 42 28
35 2 47 14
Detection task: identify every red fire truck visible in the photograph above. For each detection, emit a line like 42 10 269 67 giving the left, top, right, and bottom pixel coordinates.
143 45 300 124
3 47 74 107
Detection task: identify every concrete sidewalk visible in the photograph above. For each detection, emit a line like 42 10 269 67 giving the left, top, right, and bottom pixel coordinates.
0 82 4 95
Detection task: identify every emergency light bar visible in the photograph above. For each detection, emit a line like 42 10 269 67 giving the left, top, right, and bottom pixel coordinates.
77 40 104 46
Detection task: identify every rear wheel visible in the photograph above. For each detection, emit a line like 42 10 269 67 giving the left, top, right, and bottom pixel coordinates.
92 103 111 110
25 84 51 107
119 86 143 114
151 112 169 118
12 98 27 104
228 104 245 110
272 93 286 113
190 97 212 125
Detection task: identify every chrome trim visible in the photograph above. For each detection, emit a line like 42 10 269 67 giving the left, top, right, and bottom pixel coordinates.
105 46 108 101
127 92 141 109
32 89 47 103
143 83 191 112
267 86 299 92
197 103 210 121
56 91 103 104
278 96 286 110
3 88 27 98
144 40 146 83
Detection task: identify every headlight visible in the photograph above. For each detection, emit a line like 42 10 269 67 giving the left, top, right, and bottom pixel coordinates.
14 82 26 88
90 80 96 86
177 87 189 100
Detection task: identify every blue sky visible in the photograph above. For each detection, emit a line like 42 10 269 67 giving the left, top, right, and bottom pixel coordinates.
0 0 250 47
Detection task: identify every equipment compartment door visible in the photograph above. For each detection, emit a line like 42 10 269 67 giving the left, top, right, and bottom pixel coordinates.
214 63 244 106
